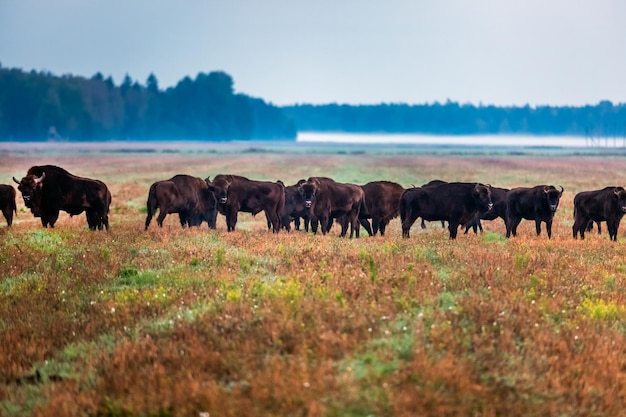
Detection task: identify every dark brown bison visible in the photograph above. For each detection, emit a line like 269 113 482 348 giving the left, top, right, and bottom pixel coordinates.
145 174 217 230
13 165 111 230
572 186 626 241
206 174 285 233
400 182 493 239
298 177 368 238
463 186 509 234
278 180 310 232
0 184 17 227
505 185 564 239
359 180 405 236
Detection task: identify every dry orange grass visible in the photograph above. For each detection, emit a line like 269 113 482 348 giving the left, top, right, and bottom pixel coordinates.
2 148 626 416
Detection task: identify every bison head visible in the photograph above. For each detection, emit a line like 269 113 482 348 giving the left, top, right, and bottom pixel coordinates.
473 183 493 212
206 175 233 204
13 172 46 209
543 185 564 212
613 187 626 213
298 179 318 209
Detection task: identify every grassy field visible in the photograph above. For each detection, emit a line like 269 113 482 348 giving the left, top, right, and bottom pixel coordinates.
2 143 626 416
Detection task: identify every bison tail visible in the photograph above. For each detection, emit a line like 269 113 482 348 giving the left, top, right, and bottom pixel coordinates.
359 196 370 219
399 195 407 222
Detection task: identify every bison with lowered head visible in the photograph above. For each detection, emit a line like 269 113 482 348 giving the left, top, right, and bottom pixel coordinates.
400 182 493 239
505 185 564 239
0 184 17 227
359 180 405 236
145 174 217 230
572 186 626 241
206 174 285 233
298 177 368 238
13 165 111 230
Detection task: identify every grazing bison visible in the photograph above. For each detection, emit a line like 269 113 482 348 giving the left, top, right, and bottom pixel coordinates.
572 186 626 241
0 184 17 227
13 165 111 230
505 185 564 239
299 177 368 238
206 174 285 233
359 180 405 236
400 182 493 239
145 174 217 230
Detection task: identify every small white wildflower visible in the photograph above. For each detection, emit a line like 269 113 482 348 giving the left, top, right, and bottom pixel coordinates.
110 307 115 313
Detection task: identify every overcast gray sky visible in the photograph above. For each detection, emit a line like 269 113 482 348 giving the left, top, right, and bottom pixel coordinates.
1 0 624 107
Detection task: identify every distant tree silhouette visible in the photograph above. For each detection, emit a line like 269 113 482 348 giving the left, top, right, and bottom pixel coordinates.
0 66 296 141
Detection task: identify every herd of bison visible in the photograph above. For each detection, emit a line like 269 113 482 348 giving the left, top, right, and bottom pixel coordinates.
3 164 626 241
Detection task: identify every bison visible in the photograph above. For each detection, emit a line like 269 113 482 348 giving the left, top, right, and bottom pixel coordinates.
505 185 564 239
145 174 217 230
206 174 285 233
359 180 405 236
13 165 111 230
298 177 368 238
400 182 493 239
463 186 509 234
572 186 626 241
0 184 17 227
278 180 310 232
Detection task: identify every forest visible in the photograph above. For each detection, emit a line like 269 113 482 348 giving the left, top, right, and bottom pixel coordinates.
282 101 626 137
0 66 296 141
1 65 625 141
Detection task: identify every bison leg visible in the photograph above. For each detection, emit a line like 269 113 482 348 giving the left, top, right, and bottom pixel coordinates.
156 210 168 228
2 208 12 227
607 220 619 241
572 216 589 239
360 218 373 236
545 219 553 239
506 216 521 238
420 219 426 229
225 208 238 232
379 220 388 236
401 211 419 239
44 211 59 228
265 209 280 233
448 221 460 239
310 218 319 235
535 220 541 236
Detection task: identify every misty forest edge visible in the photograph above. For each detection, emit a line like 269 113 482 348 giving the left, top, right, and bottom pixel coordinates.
1 65 625 142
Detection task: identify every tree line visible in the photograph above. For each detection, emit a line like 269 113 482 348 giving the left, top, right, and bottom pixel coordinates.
282 101 626 137
0 66 296 141
2 64 625 141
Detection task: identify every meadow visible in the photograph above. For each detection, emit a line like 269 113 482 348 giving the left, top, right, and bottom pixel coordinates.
2 143 626 416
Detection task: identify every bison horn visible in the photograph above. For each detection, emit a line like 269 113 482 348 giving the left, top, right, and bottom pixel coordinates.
559 185 564 194
34 172 46 184
13 176 20 184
